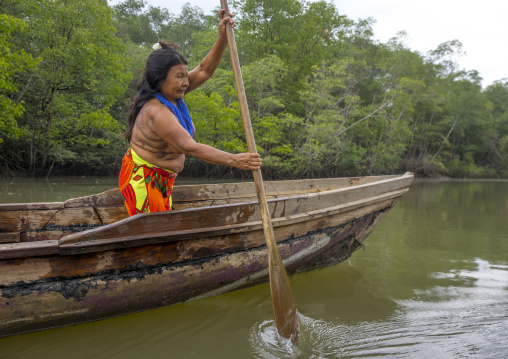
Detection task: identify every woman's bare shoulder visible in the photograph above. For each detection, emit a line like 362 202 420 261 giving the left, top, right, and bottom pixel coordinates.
141 98 178 125
140 98 162 120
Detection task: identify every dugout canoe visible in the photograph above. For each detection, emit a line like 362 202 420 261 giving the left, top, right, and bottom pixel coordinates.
0 172 413 337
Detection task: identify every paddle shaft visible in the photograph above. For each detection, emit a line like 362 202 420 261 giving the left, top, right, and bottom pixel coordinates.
219 0 298 340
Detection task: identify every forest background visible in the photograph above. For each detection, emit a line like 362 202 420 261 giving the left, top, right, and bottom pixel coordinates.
1 0 507 180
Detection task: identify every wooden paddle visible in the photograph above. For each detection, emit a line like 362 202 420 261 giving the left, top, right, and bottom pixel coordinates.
219 0 299 340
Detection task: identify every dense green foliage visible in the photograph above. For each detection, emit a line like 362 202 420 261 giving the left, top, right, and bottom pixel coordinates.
1 0 507 178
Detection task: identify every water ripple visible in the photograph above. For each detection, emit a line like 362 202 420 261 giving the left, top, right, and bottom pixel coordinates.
250 258 508 358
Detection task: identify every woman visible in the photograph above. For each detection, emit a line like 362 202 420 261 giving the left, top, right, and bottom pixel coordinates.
119 10 261 216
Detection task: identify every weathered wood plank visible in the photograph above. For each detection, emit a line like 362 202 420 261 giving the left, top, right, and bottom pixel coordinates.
46 208 101 227
0 242 181 285
0 208 102 241
170 177 396 203
0 232 20 243
171 179 325 202
171 183 242 202
0 209 59 232
20 229 73 242
95 206 129 224
64 188 124 208
0 202 64 211
0 240 59 260
58 200 262 246
172 199 231 210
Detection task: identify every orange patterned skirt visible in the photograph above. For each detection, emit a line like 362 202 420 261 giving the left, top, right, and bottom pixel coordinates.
118 148 176 216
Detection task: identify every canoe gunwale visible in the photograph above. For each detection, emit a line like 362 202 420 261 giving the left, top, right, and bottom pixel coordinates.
58 187 409 255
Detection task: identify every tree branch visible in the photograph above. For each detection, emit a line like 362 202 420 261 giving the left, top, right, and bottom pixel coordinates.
336 102 388 136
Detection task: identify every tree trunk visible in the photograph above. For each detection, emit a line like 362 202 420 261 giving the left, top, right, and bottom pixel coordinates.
46 160 55 179
431 116 458 163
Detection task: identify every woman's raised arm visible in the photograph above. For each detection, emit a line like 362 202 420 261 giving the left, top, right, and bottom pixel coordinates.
186 9 235 93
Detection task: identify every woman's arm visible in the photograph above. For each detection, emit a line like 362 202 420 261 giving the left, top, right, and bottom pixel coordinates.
186 9 234 93
153 107 261 171
180 141 262 170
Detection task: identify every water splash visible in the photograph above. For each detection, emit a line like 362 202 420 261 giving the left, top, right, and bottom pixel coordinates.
249 319 301 358
249 313 357 358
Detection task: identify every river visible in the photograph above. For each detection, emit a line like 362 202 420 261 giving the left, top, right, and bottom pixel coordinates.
1 177 507 358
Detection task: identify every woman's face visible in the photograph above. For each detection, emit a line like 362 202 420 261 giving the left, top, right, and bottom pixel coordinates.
159 63 189 104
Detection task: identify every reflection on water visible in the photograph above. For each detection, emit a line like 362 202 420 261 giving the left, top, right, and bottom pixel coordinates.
1 180 508 358
290 262 397 324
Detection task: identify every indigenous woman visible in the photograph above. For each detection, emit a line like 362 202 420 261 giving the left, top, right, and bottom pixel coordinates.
119 10 261 216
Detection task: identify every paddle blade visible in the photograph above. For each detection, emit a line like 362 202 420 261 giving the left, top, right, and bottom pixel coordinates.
268 247 299 339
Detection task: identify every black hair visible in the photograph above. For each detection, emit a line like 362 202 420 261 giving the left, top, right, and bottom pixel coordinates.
124 42 188 142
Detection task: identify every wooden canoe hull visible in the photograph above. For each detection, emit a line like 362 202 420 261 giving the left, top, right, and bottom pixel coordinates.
0 174 413 337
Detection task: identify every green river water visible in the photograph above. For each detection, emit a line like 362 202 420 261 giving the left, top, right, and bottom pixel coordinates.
1 177 507 358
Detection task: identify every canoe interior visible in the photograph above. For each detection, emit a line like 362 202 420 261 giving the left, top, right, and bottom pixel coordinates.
0 175 397 245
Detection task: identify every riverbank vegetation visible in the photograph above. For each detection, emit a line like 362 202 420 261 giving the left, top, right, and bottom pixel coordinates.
1 0 507 179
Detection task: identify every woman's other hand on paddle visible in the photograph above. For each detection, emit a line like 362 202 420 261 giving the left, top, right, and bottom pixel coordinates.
219 9 235 38
230 153 262 171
